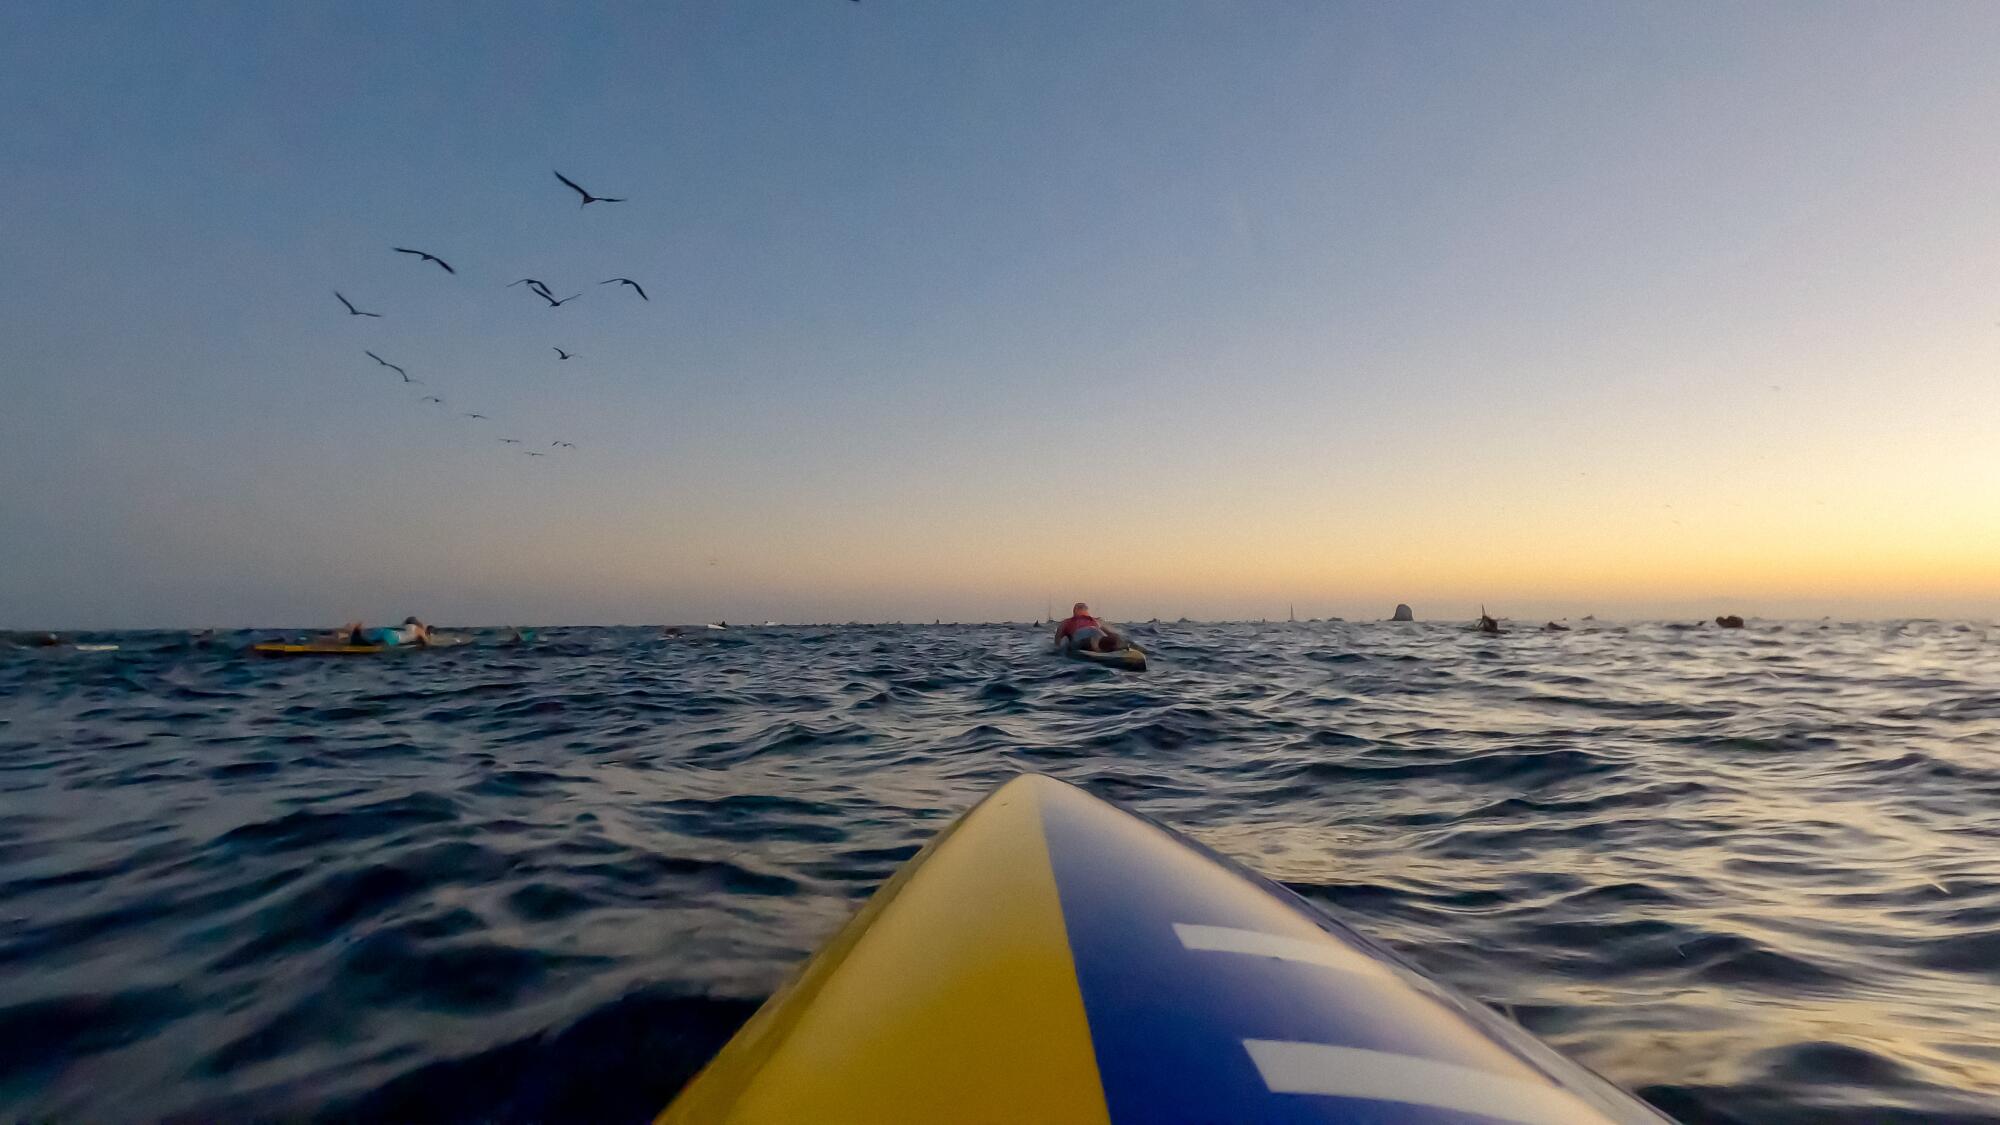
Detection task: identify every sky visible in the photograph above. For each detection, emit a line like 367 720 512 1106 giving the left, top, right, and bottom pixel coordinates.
2 1 1997 628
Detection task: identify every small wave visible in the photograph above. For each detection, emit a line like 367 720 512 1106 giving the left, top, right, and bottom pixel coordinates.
215 792 461 854
1291 746 1620 786
0 986 194 1087
1910 929 2000 977
310 989 758 1124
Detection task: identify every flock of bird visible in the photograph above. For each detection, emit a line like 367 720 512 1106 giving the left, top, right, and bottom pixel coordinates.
331 170 649 459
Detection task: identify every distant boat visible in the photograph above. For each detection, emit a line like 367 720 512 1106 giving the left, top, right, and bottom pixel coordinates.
761 621 780 627
706 622 726 630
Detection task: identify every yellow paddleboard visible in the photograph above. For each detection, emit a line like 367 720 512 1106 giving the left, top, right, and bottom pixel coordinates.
1069 644 1148 672
662 775 1667 1124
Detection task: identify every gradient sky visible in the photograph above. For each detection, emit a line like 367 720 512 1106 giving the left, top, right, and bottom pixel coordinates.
3 2 1997 627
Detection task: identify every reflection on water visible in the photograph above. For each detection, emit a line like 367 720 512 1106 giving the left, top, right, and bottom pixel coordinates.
1 620 1996 1122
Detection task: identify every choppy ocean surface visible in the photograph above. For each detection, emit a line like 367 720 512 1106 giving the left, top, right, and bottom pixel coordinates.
2 620 1998 1123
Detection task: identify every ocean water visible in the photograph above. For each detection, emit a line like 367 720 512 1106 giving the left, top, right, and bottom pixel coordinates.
2 620 1997 1123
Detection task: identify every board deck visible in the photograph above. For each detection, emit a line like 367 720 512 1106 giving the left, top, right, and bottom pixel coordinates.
660 774 1666 1123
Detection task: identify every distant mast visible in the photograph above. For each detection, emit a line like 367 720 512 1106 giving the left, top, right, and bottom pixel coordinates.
1288 603 1296 623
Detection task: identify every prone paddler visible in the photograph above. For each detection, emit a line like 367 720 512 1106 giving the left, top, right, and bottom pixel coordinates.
321 616 434 647
1052 602 1122 655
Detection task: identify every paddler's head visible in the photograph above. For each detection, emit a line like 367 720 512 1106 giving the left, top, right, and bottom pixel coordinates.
1073 602 1090 617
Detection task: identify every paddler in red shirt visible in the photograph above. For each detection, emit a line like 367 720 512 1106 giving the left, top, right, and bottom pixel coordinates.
1053 602 1121 654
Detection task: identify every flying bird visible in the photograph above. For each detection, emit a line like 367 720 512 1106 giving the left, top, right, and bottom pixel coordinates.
552 441 576 448
335 291 382 317
525 451 547 457
499 438 522 444
553 347 574 360
553 169 625 206
537 290 583 308
461 412 488 419
508 278 553 297
393 247 456 274
419 396 445 405
364 351 409 381
600 278 648 300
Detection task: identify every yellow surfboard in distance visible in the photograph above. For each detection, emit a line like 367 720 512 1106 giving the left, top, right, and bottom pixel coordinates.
660 776 1109 1125
1070 644 1147 671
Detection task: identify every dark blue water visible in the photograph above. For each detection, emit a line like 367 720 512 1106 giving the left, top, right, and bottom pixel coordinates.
3 621 1998 1122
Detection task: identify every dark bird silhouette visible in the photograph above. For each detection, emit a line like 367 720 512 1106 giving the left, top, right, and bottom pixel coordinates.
537 290 583 308
335 291 382 317
508 278 554 297
393 247 456 274
553 170 625 206
553 347 574 360
419 396 445 405
499 438 522 444
525 451 548 457
461 412 488 419
552 441 576 448
364 351 410 381
600 278 648 300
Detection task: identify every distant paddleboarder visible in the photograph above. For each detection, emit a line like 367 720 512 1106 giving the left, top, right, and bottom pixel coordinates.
1052 602 1122 654
323 617 434 647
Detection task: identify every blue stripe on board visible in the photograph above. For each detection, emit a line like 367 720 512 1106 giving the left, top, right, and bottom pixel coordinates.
1034 785 1632 1125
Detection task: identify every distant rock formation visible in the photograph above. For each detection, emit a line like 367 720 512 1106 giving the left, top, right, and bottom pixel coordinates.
1715 615 1745 629
1544 621 1570 632
1391 604 1414 622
